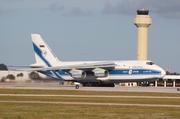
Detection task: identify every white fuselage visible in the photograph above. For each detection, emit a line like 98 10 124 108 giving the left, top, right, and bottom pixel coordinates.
30 34 165 85
39 60 166 83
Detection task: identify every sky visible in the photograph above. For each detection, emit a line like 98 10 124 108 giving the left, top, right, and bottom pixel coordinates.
0 0 180 72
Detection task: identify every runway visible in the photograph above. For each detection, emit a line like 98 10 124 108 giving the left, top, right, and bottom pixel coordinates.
0 82 180 93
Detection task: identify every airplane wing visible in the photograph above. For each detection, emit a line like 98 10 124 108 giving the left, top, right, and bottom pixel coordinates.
7 64 45 71
18 62 116 72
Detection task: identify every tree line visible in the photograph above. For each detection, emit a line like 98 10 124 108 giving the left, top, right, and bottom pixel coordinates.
0 63 8 70
0 63 41 82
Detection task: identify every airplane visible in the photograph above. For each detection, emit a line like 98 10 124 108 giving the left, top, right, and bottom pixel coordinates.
21 34 166 87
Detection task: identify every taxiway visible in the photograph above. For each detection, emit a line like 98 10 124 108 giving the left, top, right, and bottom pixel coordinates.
0 82 180 93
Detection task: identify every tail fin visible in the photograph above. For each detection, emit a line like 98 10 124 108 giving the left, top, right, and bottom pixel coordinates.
31 34 60 67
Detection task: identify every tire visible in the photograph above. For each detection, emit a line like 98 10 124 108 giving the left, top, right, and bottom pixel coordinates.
75 85 79 89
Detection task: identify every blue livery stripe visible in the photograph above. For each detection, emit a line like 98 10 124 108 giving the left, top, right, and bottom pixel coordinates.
41 69 161 77
109 69 161 75
33 43 62 79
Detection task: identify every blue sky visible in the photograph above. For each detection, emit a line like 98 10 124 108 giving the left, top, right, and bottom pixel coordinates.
0 0 180 72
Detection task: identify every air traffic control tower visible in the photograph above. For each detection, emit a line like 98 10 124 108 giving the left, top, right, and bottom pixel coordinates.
134 9 152 60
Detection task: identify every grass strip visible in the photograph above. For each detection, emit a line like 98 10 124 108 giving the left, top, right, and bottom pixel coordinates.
0 89 180 97
0 103 180 119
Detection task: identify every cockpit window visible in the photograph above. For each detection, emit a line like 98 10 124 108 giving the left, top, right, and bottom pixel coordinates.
146 62 154 65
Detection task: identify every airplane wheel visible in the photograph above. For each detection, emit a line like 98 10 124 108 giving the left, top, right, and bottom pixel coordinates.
75 85 79 89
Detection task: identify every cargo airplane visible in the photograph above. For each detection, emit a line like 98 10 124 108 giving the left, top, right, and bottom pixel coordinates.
22 34 166 87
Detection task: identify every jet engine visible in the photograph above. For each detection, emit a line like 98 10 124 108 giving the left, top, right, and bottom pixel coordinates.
69 69 86 79
93 68 109 77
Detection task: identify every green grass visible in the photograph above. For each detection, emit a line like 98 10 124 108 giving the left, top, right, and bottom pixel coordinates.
0 89 180 119
0 103 179 119
0 88 180 97
0 96 180 105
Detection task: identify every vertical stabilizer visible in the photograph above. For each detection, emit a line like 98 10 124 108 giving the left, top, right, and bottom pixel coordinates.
31 34 60 67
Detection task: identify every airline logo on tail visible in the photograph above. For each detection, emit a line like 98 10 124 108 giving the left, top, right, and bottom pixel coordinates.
42 50 47 57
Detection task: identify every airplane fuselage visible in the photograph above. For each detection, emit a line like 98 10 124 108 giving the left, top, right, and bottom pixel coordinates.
39 60 165 85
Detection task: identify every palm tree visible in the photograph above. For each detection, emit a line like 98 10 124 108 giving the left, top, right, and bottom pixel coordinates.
6 74 15 80
29 71 41 80
17 73 24 80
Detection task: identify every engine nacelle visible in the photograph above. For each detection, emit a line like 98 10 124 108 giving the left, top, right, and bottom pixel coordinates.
69 69 86 79
93 68 109 77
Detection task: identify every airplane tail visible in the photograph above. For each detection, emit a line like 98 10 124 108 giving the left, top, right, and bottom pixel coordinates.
31 34 60 67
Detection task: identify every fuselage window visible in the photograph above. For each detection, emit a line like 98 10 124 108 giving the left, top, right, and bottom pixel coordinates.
146 62 154 65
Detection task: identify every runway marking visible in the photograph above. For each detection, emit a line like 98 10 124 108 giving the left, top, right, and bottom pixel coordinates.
0 94 180 99
0 100 180 108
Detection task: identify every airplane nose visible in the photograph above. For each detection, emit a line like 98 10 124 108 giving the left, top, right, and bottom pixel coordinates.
161 69 166 77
